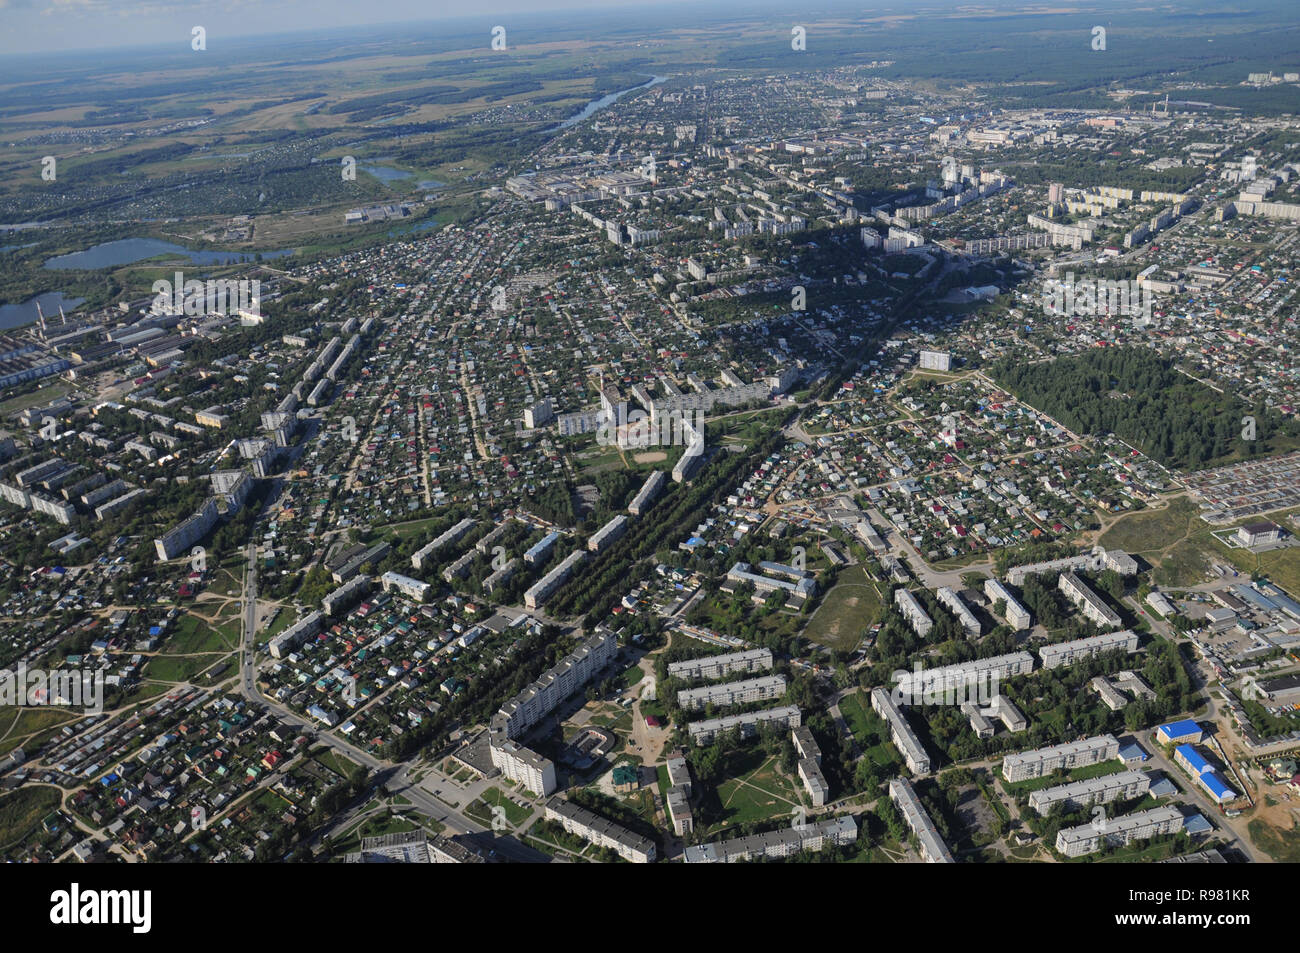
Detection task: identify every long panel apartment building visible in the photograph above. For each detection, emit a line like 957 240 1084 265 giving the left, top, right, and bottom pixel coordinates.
544 797 656 863
682 815 857 863
793 726 829 807
677 674 786 712
1006 550 1138 586
889 777 955 863
1055 806 1184 858
628 470 666 516
268 611 325 659
1038 630 1139 670
984 578 1031 630
895 588 934 637
893 651 1035 704
588 514 629 553
1002 734 1120 783
524 550 586 609
687 705 801 745
667 648 773 681
937 586 981 638
1058 571 1122 629
154 497 219 561
870 687 931 774
411 517 477 570
1028 769 1152 816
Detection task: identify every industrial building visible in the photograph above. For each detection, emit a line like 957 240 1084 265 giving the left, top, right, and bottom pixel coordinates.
1174 744 1237 804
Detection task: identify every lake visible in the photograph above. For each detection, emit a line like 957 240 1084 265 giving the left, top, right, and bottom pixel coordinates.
44 238 297 270
0 291 86 332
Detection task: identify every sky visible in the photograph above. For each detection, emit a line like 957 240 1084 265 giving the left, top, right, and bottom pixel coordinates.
0 0 715 55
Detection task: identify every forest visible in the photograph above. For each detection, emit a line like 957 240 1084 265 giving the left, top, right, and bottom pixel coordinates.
991 348 1300 470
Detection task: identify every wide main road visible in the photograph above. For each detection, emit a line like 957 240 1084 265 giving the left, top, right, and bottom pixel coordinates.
234 542 548 862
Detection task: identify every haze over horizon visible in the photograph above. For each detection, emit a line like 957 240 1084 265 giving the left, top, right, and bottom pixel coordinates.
4 0 754 56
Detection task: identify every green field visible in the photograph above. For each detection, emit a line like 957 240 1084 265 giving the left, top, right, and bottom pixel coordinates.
166 614 235 655
0 785 61 846
1098 497 1203 561
710 749 804 833
1249 818 1300 863
803 564 882 651
146 652 230 683
314 748 358 779
465 787 532 828
838 692 903 769
1099 497 1300 591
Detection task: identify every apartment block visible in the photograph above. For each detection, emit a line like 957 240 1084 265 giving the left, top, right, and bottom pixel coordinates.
937 586 981 638
588 514 629 553
268 611 324 659
895 588 934 637
628 469 666 516
544 797 656 863
1029 769 1151 816
677 675 786 712
524 550 586 609
682 815 857 863
1002 734 1120 783
1039 630 1138 669
984 578 1031 630
1058 572 1122 629
889 777 955 863
154 497 219 561
322 575 372 617
487 631 617 796
667 648 773 681
411 517 477 570
870 687 931 775
380 571 433 603
893 652 1035 703
1055 806 1183 858
687 705 801 745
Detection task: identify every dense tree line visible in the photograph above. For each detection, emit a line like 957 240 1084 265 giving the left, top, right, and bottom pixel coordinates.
992 348 1298 470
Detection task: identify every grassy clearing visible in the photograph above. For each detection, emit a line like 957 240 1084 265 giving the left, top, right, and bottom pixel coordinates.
465 787 531 827
1100 497 1300 591
0 785 61 845
1098 497 1202 558
166 614 230 655
1249 817 1300 862
802 564 881 651
146 653 227 682
711 750 802 833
